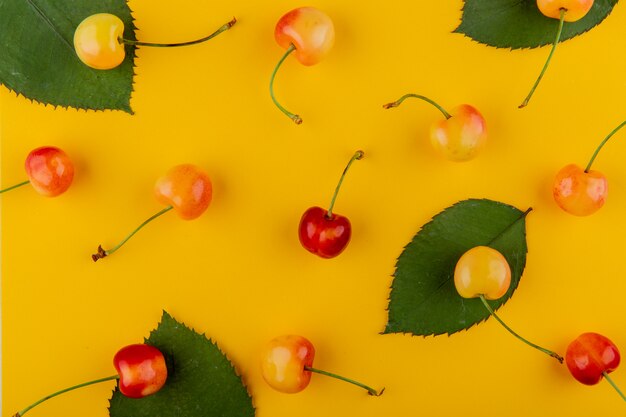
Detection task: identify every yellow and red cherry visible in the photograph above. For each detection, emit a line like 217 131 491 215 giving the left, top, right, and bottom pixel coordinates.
383 95 487 162
566 333 625 401
13 344 167 417
92 164 212 261
299 151 363 258
270 7 335 124
261 335 383 396
553 120 626 216
454 240 564 363
73 13 237 70
113 344 168 398
454 246 511 300
1 146 74 197
519 0 594 108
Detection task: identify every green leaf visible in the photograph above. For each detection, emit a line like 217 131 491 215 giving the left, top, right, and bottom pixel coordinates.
109 311 254 417
454 0 618 49
384 199 530 337
0 0 137 112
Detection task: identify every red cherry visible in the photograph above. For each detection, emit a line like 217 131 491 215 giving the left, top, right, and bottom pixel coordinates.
299 151 363 258
113 344 168 398
13 344 167 417
566 333 620 385
299 206 351 258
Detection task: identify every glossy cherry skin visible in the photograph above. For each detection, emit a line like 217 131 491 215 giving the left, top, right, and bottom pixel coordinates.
74 13 125 69
454 246 511 300
261 335 315 393
553 164 607 216
299 206 351 259
113 344 168 398
537 0 594 22
154 164 212 220
430 105 487 162
275 7 335 66
24 146 74 197
566 333 620 385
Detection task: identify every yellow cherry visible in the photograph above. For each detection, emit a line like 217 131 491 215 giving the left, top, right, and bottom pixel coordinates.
454 246 511 300
74 13 125 70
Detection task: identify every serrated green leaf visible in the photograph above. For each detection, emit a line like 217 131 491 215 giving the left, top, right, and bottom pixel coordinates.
0 0 137 112
454 0 618 49
384 199 529 337
109 311 254 417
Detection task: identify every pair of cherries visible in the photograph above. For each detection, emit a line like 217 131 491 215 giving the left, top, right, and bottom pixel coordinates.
454 244 624 401
14 334 382 417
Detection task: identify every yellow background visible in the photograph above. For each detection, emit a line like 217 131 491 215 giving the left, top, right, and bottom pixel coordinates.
2 1 626 416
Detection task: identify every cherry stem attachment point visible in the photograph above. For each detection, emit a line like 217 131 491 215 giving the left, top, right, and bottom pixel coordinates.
327 150 364 218
585 120 626 172
0 180 30 194
15 374 119 417
269 44 302 124
304 366 383 396
121 17 236 48
603 372 626 402
92 205 174 262
519 8 565 108
383 94 451 119
479 295 563 363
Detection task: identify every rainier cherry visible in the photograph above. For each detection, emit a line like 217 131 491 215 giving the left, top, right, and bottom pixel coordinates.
0 146 74 197
74 13 236 70
261 335 383 396
93 164 212 261
566 333 625 401
383 94 487 161
270 7 335 124
553 120 626 216
454 241 564 363
13 344 167 416
299 151 363 258
519 0 594 108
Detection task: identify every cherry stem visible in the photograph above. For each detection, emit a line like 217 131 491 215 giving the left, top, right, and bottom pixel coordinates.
585 120 626 172
15 374 119 417
519 8 565 109
479 295 564 363
603 372 626 402
0 180 30 194
327 150 364 218
304 366 383 396
121 17 236 48
269 44 302 124
92 205 173 262
383 94 451 119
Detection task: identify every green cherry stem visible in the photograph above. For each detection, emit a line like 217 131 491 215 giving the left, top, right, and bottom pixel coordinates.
327 150 364 219
519 8 566 108
92 205 174 262
121 18 236 48
479 295 564 363
383 94 451 119
603 372 626 402
304 366 383 396
269 43 302 124
585 120 626 172
15 375 119 417
0 180 30 194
